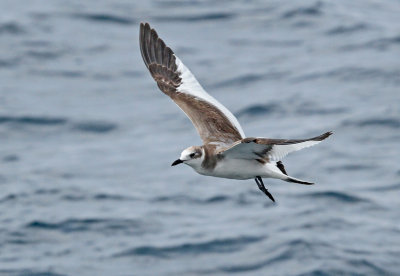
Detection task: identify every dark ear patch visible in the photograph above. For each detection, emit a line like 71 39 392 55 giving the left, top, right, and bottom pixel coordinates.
195 148 202 158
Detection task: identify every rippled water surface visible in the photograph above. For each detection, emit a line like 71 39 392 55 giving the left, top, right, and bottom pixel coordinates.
1 0 400 275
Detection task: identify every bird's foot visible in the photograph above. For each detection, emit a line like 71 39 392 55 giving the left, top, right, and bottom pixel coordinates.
255 176 275 202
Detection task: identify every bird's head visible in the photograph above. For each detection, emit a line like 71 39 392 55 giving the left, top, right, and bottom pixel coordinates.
171 146 203 168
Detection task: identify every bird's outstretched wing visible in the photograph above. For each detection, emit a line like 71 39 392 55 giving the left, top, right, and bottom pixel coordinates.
139 22 244 145
219 132 332 161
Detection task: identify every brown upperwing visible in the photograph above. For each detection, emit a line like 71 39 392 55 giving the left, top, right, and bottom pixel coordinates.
140 22 242 144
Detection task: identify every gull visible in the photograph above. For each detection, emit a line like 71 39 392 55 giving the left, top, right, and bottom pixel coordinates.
139 23 332 202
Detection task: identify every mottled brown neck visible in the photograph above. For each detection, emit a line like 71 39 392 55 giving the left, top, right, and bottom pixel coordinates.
201 144 223 170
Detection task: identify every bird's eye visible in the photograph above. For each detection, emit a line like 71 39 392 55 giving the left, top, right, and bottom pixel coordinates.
189 153 195 158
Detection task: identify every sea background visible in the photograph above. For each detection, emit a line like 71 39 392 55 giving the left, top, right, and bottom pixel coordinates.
1 0 399 275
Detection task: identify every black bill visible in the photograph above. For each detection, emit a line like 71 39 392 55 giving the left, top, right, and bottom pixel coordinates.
171 159 183 166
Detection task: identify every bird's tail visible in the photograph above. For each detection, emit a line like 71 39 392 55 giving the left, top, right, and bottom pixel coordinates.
275 161 314 185
285 176 314 185
265 162 314 185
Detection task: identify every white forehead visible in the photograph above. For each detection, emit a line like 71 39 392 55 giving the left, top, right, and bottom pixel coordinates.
180 147 195 158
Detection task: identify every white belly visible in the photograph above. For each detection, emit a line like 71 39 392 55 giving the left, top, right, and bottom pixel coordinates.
196 159 273 180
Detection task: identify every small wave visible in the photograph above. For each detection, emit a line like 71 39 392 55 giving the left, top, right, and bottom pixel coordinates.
205 195 229 203
220 71 289 87
291 20 315 28
85 44 109 53
30 69 86 78
296 218 356 232
34 188 60 195
296 103 347 116
0 115 117 134
217 260 266 273
71 121 117 133
2 154 19 162
154 12 235 22
153 194 229 204
236 100 346 119
235 103 282 118
293 67 400 84
199 253 285 274
296 269 360 276
61 193 135 201
61 194 86 201
305 191 368 203
92 73 113 81
212 74 265 88
0 115 67 126
282 2 323 19
347 259 390 275
0 57 21 68
26 218 147 234
154 0 204 8
341 35 400 51
71 13 135 25
93 193 135 201
114 235 264 258
326 23 368 35
25 49 65 60
368 35 400 49
0 194 20 203
230 38 302 48
207 239 330 274
121 70 144 78
327 164 374 172
5 231 36 245
0 270 67 276
0 22 26 35
22 40 52 47
342 118 400 129
212 72 286 89
369 183 400 192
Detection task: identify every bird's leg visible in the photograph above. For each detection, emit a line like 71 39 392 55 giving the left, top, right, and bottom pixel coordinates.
255 176 275 202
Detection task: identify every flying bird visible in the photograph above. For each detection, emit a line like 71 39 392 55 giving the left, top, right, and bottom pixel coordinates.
139 23 332 202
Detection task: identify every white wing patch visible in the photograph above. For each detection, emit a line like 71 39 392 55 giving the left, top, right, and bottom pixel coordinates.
220 137 327 161
268 140 322 161
175 56 245 137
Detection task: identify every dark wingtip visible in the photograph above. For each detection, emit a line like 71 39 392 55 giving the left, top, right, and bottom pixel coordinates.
315 131 333 141
139 22 152 40
326 130 333 137
139 22 149 32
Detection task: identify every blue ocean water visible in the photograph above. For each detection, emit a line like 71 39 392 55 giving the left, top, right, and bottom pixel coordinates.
1 0 399 275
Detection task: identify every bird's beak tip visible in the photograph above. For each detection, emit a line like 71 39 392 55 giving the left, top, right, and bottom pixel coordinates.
171 159 183 166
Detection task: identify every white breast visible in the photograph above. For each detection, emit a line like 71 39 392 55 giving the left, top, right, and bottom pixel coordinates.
199 159 266 180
